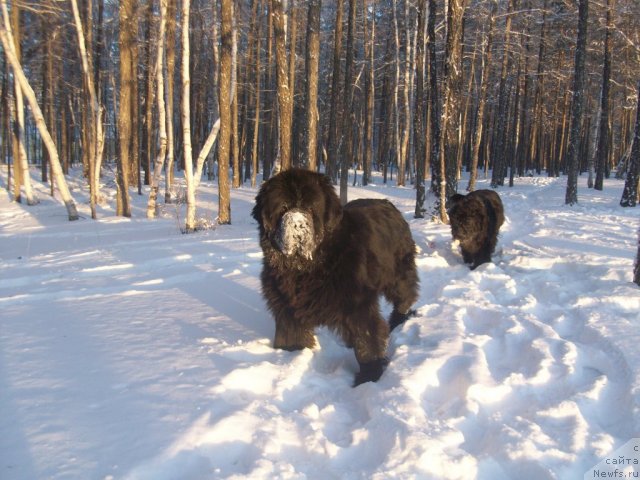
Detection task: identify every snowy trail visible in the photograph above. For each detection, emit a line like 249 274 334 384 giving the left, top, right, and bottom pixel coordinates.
1 171 639 479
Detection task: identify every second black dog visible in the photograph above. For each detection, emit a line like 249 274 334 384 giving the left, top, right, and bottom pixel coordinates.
447 189 505 269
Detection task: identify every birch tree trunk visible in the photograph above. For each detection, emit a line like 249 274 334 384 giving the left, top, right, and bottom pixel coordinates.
71 0 104 220
0 14 78 220
164 0 176 203
182 0 197 231
147 0 168 218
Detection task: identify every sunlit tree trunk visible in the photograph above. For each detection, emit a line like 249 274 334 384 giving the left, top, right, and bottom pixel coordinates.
71 0 104 220
218 0 233 224
164 0 176 203
182 0 197 231
304 0 320 171
147 0 168 218
0 8 78 220
117 0 137 216
6 3 36 205
272 0 292 171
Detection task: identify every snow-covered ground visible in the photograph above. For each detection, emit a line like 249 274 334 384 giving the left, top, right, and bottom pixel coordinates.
1 168 638 480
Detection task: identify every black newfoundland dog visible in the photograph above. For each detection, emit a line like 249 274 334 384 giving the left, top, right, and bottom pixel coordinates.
252 169 419 386
447 189 505 270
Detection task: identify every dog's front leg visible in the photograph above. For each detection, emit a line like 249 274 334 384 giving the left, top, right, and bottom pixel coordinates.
273 314 316 351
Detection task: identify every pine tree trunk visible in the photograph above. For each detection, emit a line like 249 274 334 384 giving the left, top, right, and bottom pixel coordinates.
117 0 136 217
218 0 233 224
437 0 466 221
339 0 356 204
414 0 427 218
565 0 589 205
427 0 440 206
272 0 292 171
594 0 612 191
620 80 640 207
467 1 498 192
363 0 375 186
491 0 515 188
304 0 320 171
327 0 343 182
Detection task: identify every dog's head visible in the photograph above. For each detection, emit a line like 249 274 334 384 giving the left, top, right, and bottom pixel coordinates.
252 169 343 269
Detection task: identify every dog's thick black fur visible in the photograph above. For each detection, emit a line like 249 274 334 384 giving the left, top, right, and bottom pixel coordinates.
447 189 505 270
252 169 419 386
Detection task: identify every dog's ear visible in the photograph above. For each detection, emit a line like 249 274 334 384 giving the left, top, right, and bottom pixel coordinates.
447 193 465 212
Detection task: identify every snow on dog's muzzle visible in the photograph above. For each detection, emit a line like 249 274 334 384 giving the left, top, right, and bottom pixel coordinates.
275 210 315 259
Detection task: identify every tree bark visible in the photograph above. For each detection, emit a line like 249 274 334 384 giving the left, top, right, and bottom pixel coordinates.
437 0 466 221
414 0 427 218
491 0 516 188
339 0 357 204
71 0 104 220
620 80 640 207
117 0 137 217
182 0 197 231
164 0 177 203
304 0 320 171
363 0 375 186
565 0 589 205
467 3 496 191
0 14 78 220
218 0 233 224
272 0 292 171
6 3 36 205
594 0 612 191
327 0 343 182
147 0 168 218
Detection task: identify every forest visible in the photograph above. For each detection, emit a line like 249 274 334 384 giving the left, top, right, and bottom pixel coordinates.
0 0 639 229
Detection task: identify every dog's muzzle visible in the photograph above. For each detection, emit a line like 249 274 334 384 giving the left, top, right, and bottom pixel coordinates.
274 210 315 259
